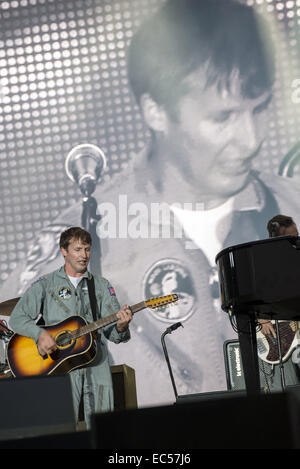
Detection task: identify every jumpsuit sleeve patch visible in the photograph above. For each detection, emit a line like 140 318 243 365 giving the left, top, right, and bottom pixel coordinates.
108 285 116 296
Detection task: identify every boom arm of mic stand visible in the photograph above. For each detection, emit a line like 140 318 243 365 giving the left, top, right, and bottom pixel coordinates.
161 323 183 401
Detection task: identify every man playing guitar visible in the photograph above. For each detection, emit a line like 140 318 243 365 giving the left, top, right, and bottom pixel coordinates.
9 227 133 429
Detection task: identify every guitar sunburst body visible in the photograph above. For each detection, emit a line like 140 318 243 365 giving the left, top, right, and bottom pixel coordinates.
8 316 96 377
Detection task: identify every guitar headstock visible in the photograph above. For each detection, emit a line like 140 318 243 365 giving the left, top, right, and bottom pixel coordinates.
145 294 179 310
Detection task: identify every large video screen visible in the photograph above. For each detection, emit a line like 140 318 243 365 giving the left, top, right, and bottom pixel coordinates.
0 0 300 407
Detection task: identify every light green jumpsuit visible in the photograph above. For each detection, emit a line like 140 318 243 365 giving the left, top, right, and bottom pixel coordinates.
9 266 130 428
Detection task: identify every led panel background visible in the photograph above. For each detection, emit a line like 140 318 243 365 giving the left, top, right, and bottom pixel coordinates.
0 0 299 288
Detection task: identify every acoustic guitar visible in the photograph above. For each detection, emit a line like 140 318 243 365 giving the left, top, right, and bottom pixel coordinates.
7 294 179 377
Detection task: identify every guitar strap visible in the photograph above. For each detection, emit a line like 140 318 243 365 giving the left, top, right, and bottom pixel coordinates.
87 275 98 322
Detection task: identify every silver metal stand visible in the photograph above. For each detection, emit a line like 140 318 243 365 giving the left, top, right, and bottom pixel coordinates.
161 322 183 400
274 320 286 391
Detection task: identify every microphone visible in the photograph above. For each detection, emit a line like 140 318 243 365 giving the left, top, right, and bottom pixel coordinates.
165 322 183 335
65 143 107 196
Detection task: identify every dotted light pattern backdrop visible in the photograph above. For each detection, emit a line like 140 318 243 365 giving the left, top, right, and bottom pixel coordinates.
0 0 299 285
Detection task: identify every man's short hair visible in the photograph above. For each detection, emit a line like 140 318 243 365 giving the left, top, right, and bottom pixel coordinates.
267 215 295 237
128 0 275 116
60 227 92 250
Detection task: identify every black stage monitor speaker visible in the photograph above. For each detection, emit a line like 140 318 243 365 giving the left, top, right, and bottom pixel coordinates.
0 374 76 441
176 389 246 403
92 390 300 449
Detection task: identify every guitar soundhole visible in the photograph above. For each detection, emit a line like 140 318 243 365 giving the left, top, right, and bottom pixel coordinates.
55 330 75 349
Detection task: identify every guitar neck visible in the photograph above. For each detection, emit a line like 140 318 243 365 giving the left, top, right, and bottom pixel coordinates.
72 301 147 339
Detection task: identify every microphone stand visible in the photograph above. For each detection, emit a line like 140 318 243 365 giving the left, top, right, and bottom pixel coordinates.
161 322 183 400
65 143 107 277
274 319 286 392
81 194 102 276
270 226 286 391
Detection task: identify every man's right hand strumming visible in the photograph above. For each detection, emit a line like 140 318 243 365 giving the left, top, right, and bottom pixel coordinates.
37 330 57 356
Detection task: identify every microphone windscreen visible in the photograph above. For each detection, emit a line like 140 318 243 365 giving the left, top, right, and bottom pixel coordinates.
65 143 107 196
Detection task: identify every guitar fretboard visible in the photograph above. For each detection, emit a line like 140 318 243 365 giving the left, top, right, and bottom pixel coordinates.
71 301 147 339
